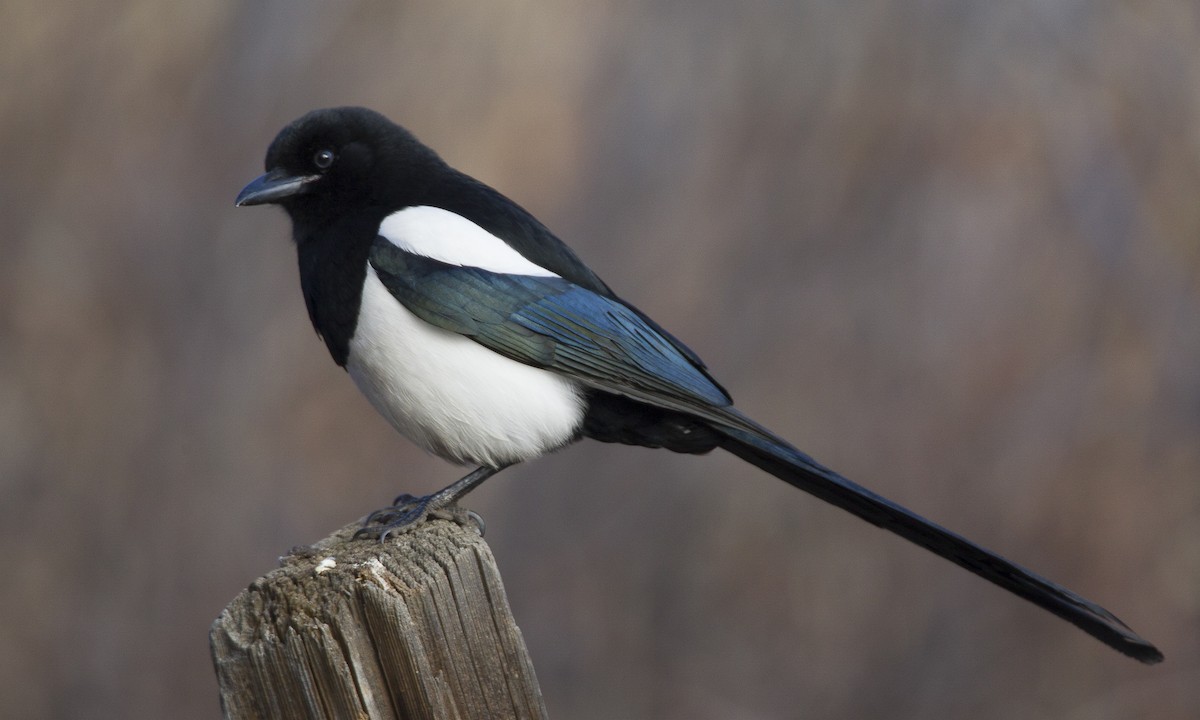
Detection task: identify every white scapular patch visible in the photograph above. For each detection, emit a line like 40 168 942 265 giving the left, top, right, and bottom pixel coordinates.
347 266 586 468
378 206 559 277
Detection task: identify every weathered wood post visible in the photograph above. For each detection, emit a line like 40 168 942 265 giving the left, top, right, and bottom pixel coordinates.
210 518 548 719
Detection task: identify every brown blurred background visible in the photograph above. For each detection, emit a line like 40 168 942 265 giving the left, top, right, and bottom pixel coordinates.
2 1 1197 718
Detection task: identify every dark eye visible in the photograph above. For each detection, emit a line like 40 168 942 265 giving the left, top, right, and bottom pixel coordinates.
313 149 335 169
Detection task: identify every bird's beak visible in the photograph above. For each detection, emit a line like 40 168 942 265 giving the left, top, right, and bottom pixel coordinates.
235 168 320 207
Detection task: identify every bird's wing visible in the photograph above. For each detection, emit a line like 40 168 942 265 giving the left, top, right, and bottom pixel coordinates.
369 238 732 412
427 174 721 380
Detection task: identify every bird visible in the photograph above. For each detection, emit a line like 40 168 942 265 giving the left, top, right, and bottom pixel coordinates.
236 106 1161 664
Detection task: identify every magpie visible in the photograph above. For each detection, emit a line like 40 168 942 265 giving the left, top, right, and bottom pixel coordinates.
236 106 1161 663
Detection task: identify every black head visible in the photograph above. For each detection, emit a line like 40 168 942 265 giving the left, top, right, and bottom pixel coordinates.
236 107 444 227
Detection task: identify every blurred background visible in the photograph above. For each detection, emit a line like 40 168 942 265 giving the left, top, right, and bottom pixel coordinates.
2 1 1197 718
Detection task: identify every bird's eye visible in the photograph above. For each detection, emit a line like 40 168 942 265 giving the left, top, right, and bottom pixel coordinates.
313 149 336 169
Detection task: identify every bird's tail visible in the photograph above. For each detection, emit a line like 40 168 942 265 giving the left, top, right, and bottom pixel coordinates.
711 409 1162 664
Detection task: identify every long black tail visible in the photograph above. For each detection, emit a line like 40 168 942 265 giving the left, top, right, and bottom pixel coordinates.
712 410 1162 664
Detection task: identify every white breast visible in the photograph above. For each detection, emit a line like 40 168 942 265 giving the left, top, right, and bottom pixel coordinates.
346 208 586 468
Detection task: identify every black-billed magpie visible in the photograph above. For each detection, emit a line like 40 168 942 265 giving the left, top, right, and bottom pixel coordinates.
237 106 1161 663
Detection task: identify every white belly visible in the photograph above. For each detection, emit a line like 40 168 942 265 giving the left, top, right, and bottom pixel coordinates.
346 266 586 467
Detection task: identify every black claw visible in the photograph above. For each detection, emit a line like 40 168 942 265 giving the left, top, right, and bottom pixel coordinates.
465 510 485 536
362 507 392 526
354 494 486 542
356 466 507 542
391 492 420 507
354 494 436 541
352 525 379 541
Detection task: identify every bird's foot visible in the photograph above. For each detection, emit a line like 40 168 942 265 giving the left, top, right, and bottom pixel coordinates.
354 493 484 541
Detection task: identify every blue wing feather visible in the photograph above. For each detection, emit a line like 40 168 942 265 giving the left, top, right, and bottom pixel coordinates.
369 239 732 411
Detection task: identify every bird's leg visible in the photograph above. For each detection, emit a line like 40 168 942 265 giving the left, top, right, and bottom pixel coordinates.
355 464 508 541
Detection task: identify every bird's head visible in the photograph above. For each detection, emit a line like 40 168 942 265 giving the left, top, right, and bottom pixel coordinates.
236 107 442 226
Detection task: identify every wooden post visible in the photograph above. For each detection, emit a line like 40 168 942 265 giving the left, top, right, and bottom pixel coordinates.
210 518 548 720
